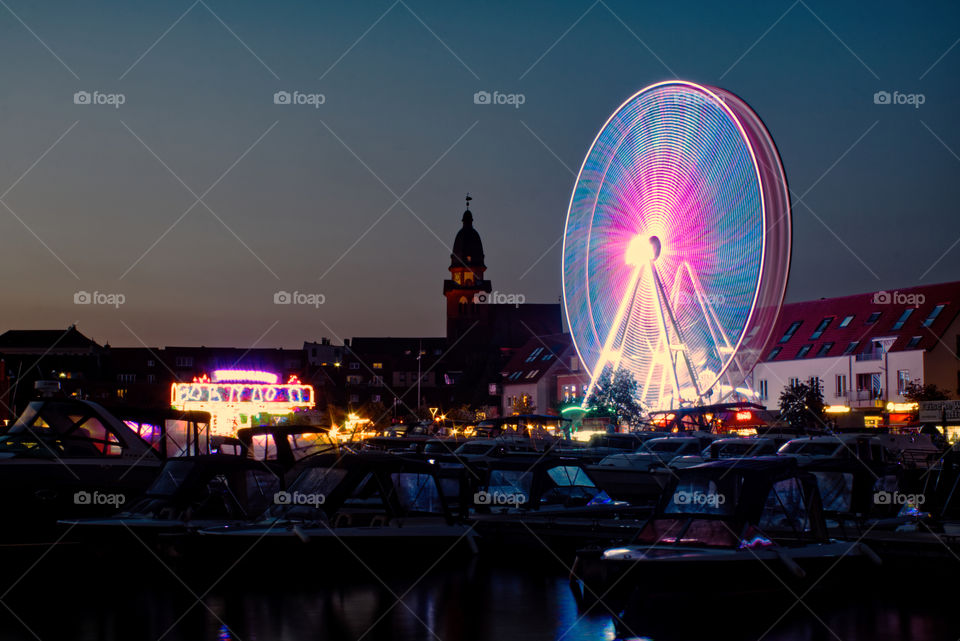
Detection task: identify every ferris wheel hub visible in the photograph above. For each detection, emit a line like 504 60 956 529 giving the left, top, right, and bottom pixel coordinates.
626 234 661 266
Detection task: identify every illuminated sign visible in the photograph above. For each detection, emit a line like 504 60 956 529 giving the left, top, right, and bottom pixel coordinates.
825 405 851 414
171 371 315 436
173 382 313 406
735 410 753 421
212 369 279 384
886 402 918 413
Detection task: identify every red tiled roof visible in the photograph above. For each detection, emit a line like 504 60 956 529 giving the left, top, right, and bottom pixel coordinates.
764 281 960 362
501 333 573 384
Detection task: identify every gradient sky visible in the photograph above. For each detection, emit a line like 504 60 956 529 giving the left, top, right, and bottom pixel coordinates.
0 0 958 348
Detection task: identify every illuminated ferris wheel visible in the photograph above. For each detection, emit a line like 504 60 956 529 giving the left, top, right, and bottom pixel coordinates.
562 81 791 410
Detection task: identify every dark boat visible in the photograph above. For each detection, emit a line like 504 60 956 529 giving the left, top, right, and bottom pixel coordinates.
200 451 477 568
60 454 287 547
469 456 654 558
0 397 211 543
572 457 877 610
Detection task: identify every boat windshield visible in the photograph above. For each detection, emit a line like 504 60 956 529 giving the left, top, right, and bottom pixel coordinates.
0 401 125 457
485 469 532 503
456 443 496 455
811 471 854 513
149 460 196 495
715 441 771 458
391 473 442 513
759 477 811 534
286 432 334 460
780 440 841 457
665 473 741 516
642 440 690 454
266 466 347 519
636 517 740 548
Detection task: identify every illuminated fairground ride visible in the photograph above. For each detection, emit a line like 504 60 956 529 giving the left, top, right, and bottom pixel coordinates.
171 369 315 437
563 81 791 411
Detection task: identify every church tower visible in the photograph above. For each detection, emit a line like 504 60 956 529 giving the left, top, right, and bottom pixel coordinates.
443 194 492 341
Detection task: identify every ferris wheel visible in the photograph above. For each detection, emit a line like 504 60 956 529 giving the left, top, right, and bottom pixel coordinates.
562 80 791 410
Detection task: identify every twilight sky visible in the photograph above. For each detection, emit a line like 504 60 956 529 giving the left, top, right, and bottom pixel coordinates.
0 0 958 348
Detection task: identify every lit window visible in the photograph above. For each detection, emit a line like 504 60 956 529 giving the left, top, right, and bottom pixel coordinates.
897 370 911 395
838 315 854 328
815 343 833 357
892 308 914 330
836 374 847 396
866 311 882 324
779 321 802 343
373 363 383 369
796 345 812 358
810 318 832 339
923 304 946 327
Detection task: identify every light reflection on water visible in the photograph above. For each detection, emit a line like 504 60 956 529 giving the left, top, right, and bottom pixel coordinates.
0 560 954 641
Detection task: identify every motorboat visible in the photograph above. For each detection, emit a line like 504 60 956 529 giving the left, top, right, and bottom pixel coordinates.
579 435 717 506
778 432 942 468
200 451 478 566
0 397 211 542
60 454 286 548
594 434 717 469
468 456 653 557
670 436 783 469
572 458 877 609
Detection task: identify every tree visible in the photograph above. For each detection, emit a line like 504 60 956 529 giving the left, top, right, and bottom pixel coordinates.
512 394 536 415
585 365 645 427
357 400 390 428
903 379 949 403
778 377 825 430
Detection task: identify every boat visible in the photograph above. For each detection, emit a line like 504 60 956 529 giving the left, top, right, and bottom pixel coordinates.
199 451 478 568
778 432 942 468
571 457 878 610
669 435 784 469
580 435 716 506
0 395 212 543
468 456 653 557
60 453 287 549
